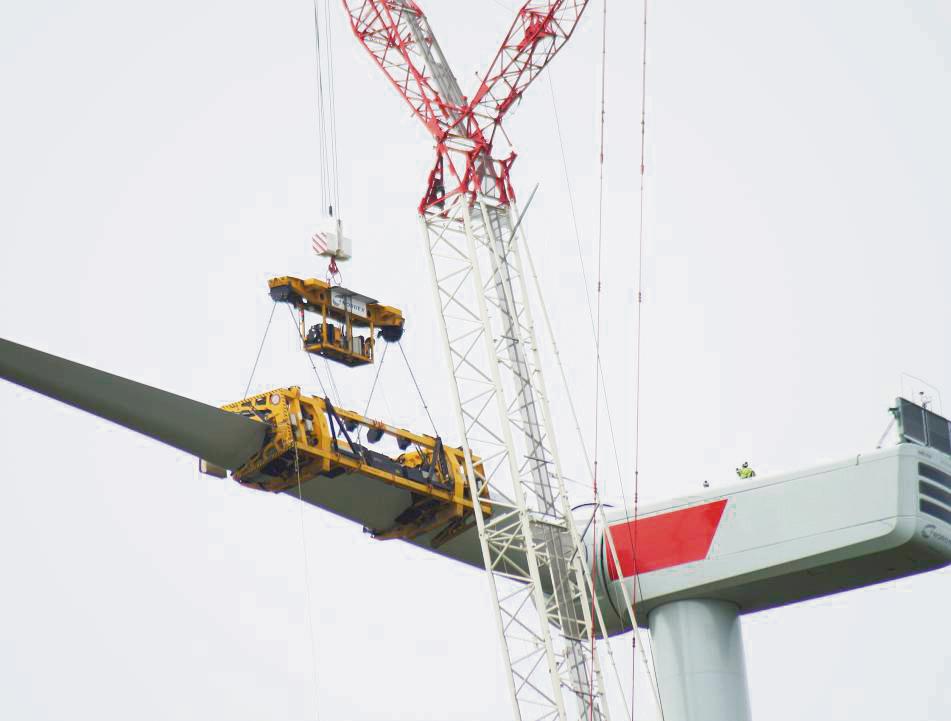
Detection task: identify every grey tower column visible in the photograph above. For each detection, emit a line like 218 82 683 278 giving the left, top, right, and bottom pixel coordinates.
649 599 752 721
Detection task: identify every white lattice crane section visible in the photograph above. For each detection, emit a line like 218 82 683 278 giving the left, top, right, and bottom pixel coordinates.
342 2 607 719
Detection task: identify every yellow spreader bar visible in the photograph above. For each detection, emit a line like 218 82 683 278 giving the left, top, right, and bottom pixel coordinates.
206 387 489 543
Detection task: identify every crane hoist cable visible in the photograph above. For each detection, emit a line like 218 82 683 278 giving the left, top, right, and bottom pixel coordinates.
520 219 663 713
545 0 663 715
544 13 666 718
547 70 625 498
311 0 341 218
632 0 649 574
589 0 610 714
543 9 663 716
629 1 668 719
322 0 341 214
549 0 663 715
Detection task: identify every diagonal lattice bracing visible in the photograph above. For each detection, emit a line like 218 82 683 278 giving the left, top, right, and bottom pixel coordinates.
342 2 607 719
421 195 609 721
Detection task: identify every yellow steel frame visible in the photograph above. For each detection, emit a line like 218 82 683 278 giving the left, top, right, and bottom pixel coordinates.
268 275 404 328
216 387 489 541
268 275 404 367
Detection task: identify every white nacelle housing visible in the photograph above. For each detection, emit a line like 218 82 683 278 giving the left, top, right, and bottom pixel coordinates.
591 444 951 633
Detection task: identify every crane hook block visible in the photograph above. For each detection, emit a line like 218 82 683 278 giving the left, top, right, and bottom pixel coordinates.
268 275 405 368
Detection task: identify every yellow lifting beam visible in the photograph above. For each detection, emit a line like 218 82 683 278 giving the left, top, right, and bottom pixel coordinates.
268 276 405 368
203 386 488 543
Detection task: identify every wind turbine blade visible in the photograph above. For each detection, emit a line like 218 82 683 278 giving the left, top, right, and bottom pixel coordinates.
0 338 266 470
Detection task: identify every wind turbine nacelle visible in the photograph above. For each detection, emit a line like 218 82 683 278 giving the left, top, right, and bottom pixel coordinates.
587 444 951 634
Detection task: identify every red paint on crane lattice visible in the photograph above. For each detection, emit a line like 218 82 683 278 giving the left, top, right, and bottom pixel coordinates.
341 0 589 210
606 499 728 579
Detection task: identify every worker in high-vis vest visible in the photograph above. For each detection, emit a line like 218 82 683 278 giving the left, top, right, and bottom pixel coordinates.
736 461 755 479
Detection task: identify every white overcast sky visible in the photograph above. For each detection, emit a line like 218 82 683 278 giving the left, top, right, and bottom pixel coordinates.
2 1 950 719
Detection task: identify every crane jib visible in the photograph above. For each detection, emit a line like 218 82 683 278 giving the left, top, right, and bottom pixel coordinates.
341 2 609 719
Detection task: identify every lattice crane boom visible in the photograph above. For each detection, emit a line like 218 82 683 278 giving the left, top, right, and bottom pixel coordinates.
343 0 589 208
342 0 462 136
342 2 603 720
471 0 589 141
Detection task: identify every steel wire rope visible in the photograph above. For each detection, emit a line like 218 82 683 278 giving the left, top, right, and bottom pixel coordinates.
355 341 389 444
627 1 667 719
587 0 611 715
544 2 665 716
237 301 322 718
322 355 344 407
321 0 341 215
311 0 331 215
242 301 278 398
311 0 342 216
367 355 408 456
547 74 625 497
541 85 663 721
520 221 662 713
488 0 517 12
291 429 322 721
546 41 633 719
357 338 399 431
397 340 440 438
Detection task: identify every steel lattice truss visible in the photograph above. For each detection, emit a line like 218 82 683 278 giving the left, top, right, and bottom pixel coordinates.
343 0 589 212
421 198 608 721
341 2 612 719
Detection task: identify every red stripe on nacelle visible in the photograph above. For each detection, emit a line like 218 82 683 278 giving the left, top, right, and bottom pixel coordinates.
605 499 728 579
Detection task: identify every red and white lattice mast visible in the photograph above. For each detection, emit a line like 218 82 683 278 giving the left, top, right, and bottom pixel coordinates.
341 2 618 719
